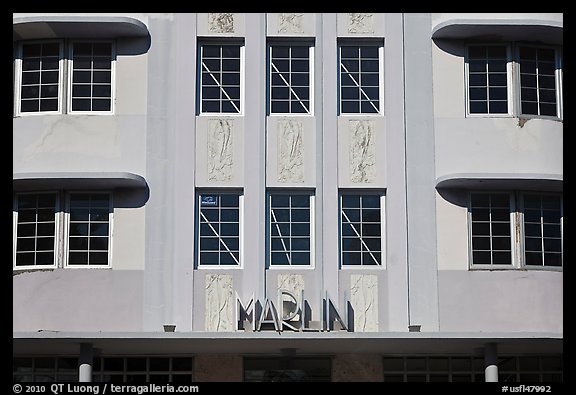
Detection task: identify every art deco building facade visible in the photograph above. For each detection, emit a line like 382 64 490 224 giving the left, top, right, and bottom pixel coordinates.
13 13 562 382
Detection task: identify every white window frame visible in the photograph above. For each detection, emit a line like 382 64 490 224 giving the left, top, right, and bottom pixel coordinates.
13 191 61 270
67 40 116 115
267 42 314 116
198 42 245 116
464 43 563 120
464 44 513 118
14 40 65 117
467 191 518 270
339 191 386 269
267 191 315 269
64 191 113 269
196 191 244 269
13 190 114 270
468 191 563 271
518 192 563 270
338 42 384 116
514 44 562 120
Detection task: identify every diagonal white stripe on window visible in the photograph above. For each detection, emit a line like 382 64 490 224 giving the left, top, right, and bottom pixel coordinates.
271 62 309 113
271 209 291 264
342 209 379 265
340 62 379 113
200 211 239 265
202 62 240 113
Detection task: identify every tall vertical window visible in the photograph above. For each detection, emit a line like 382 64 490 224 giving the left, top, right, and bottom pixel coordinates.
269 43 312 114
467 45 509 114
13 191 113 270
14 40 115 116
18 41 62 114
269 193 313 266
67 193 111 266
465 43 562 118
340 194 384 266
14 193 58 268
518 47 558 117
522 194 562 267
199 43 242 114
197 192 242 266
70 42 113 112
469 193 512 266
468 192 562 269
339 44 382 114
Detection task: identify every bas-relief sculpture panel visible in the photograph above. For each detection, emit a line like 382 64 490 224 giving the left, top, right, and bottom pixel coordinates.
207 119 233 182
205 274 234 332
278 119 304 183
349 120 375 183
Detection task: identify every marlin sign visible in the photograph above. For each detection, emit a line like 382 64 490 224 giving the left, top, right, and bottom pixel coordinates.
235 289 351 332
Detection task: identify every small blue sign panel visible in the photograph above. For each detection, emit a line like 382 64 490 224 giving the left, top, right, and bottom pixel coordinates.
201 195 218 206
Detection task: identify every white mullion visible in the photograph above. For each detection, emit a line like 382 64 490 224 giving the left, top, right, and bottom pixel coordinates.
535 49 541 116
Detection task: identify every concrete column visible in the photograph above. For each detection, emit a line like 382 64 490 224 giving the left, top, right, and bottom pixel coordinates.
78 343 93 382
484 342 498 382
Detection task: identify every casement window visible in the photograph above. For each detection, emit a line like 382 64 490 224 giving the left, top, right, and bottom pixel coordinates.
199 43 243 114
468 192 562 269
268 193 314 267
13 192 112 269
268 43 313 114
465 44 562 118
340 193 385 266
14 40 115 116
339 43 383 114
69 42 113 112
197 192 242 266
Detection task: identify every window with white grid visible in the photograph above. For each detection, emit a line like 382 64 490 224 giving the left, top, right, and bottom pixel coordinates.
522 194 562 267
468 192 562 269
269 193 313 266
465 43 562 118
13 191 113 270
269 43 312 114
466 45 510 114
198 192 241 266
199 43 242 114
15 40 115 116
14 192 58 268
518 46 559 117
339 44 382 114
67 193 111 267
340 193 384 266
69 41 114 112
17 41 62 114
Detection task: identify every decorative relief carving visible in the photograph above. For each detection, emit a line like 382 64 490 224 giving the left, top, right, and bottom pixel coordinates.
349 120 375 183
278 13 304 34
205 274 234 332
278 119 304 183
348 13 375 34
207 119 233 181
209 13 235 33
350 274 378 332
278 274 305 322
